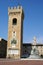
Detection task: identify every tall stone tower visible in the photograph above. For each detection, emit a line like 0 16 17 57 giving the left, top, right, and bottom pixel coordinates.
7 6 24 59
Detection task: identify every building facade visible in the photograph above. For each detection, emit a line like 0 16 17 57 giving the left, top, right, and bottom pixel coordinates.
7 6 24 59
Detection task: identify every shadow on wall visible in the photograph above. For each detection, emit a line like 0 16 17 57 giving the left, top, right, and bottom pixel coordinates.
21 44 32 58
0 39 7 58
41 55 43 58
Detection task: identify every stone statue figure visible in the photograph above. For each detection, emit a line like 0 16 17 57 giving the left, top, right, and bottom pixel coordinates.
31 47 39 55
29 37 41 59
33 36 36 45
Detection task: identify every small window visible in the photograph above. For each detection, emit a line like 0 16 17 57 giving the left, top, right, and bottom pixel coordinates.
13 31 16 36
12 31 16 38
12 18 17 25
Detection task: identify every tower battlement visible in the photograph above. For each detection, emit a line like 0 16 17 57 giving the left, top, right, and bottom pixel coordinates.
8 6 23 15
8 6 22 10
8 6 24 20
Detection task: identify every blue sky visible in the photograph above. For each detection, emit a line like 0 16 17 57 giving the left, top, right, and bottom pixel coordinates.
0 0 43 43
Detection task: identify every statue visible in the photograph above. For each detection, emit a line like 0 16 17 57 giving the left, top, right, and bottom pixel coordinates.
33 36 36 45
29 37 41 59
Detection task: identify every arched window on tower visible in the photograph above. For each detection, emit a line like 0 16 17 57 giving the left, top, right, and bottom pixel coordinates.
12 18 17 25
